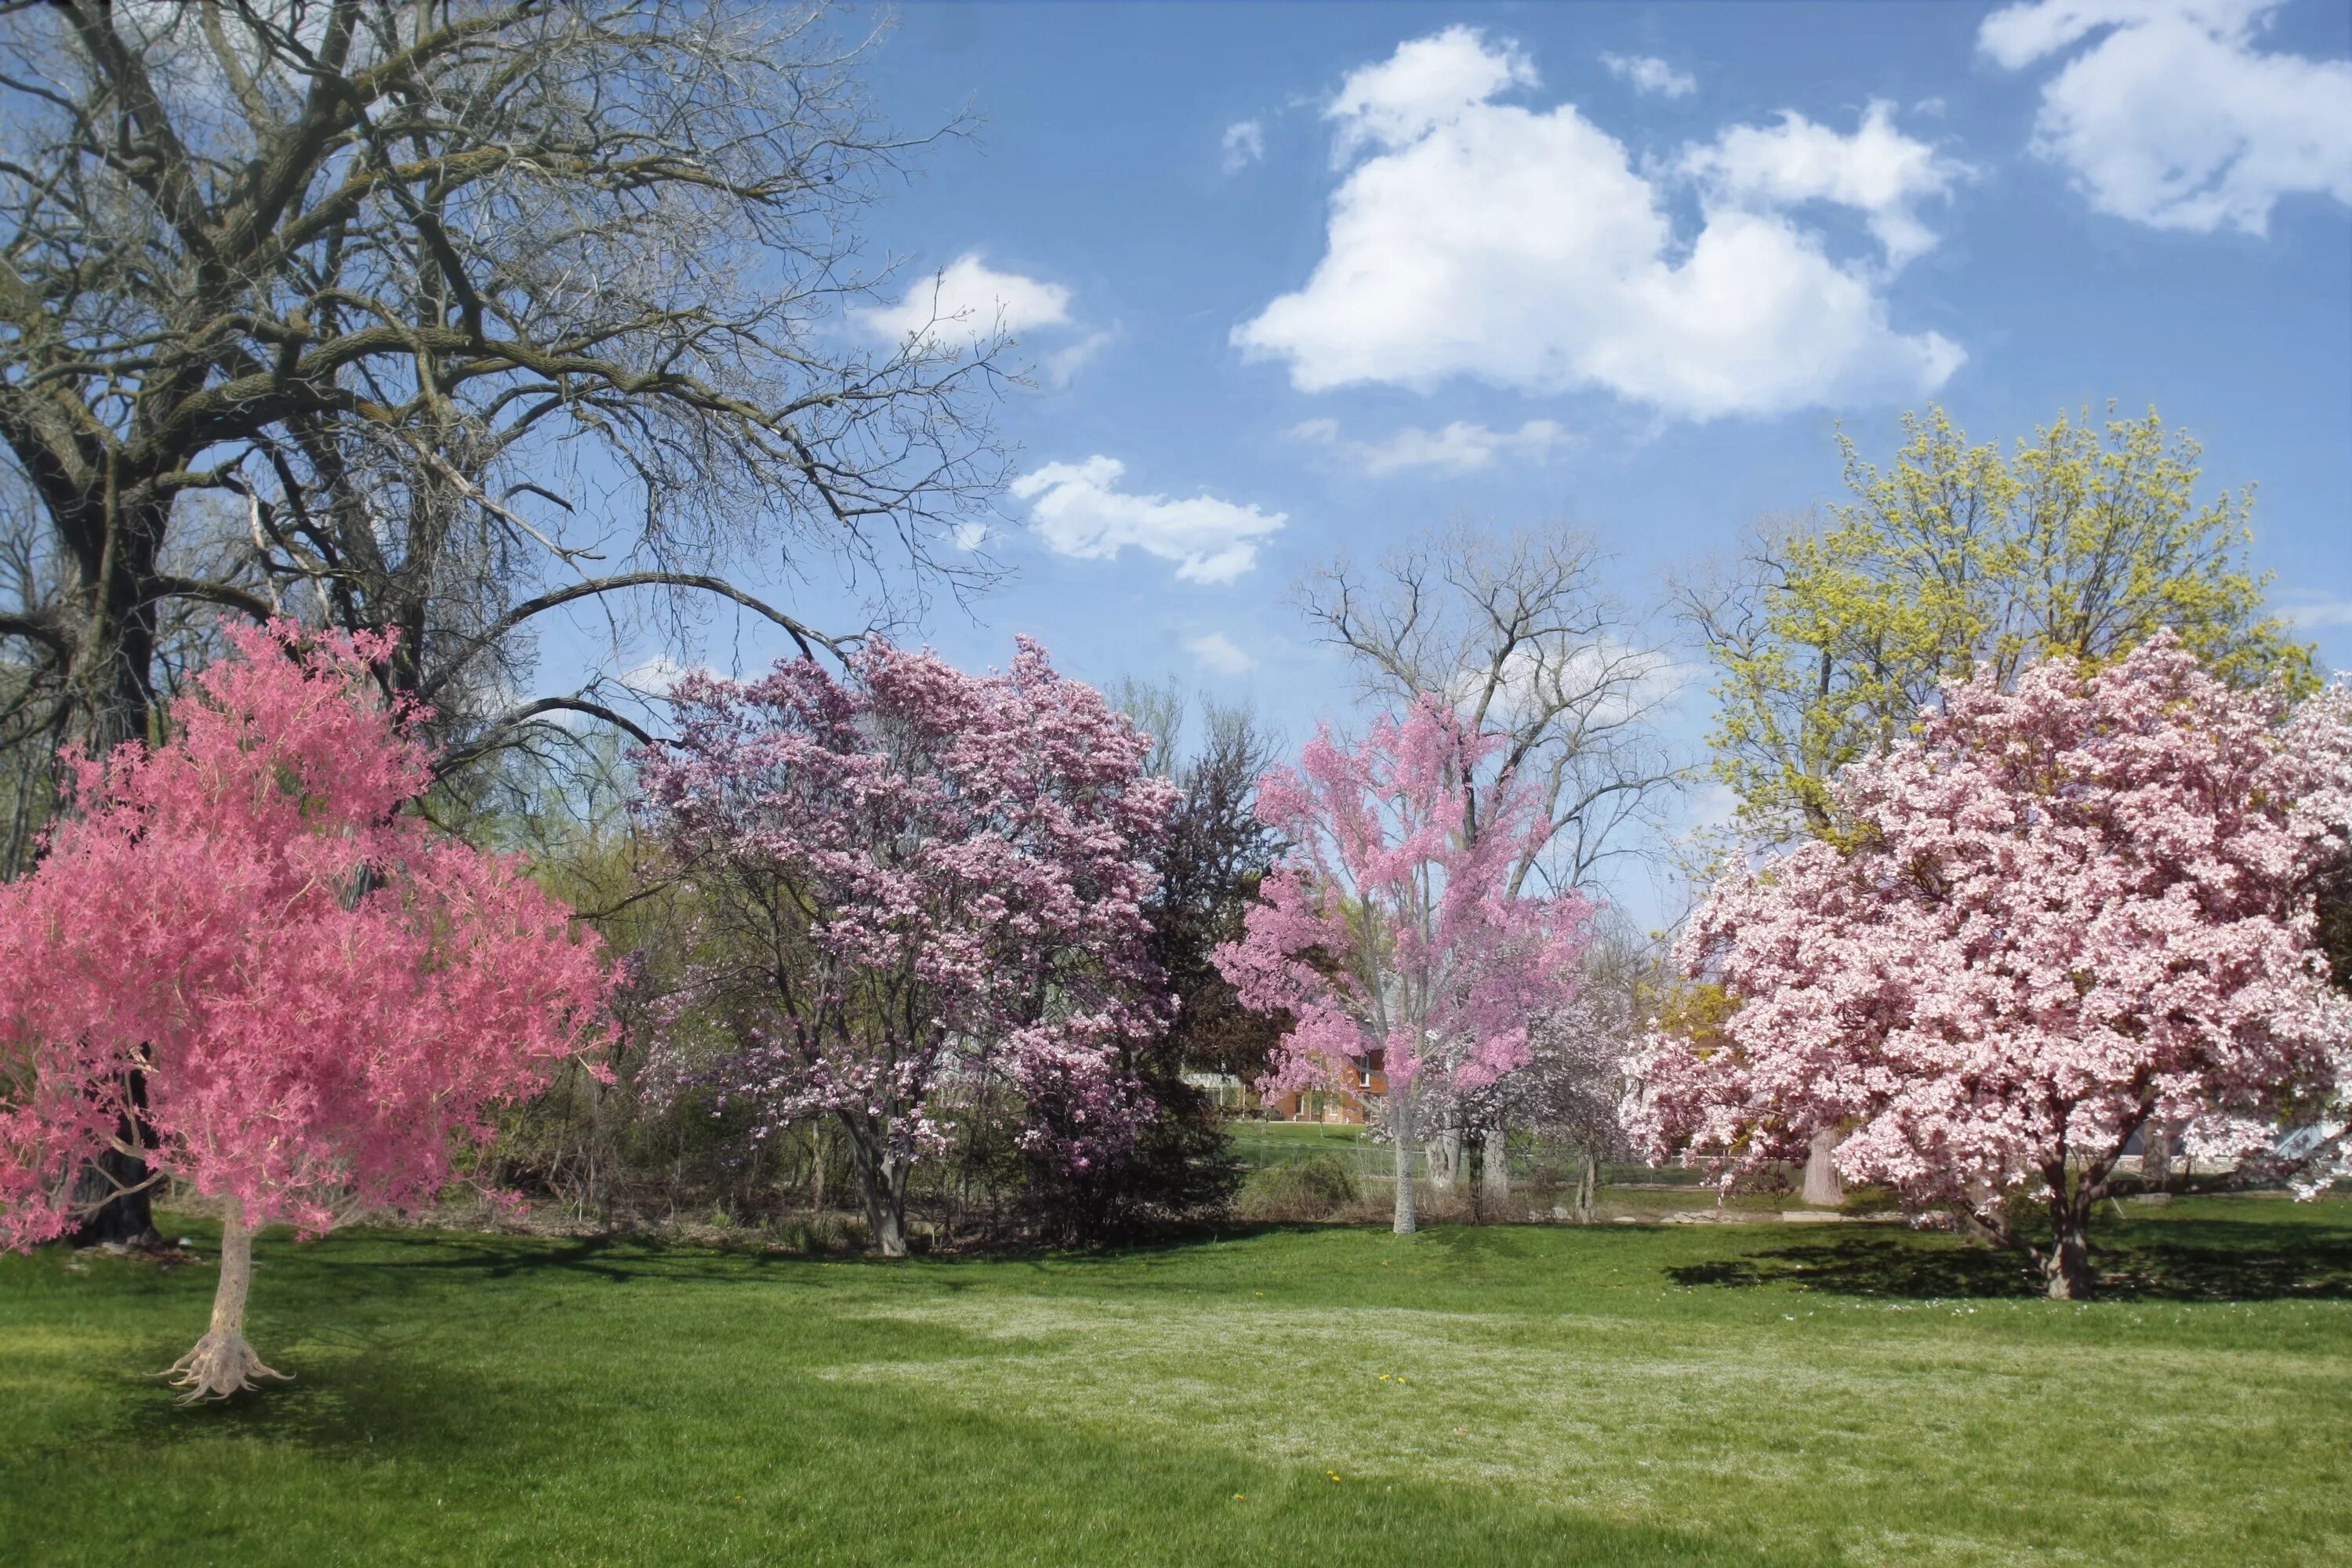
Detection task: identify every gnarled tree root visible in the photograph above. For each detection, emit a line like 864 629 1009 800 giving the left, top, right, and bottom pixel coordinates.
161 1330 291 1403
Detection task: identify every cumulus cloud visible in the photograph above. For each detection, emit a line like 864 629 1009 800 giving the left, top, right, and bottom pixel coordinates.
1234 27 1964 420
1222 118 1266 171
1008 457 1286 585
1980 0 2352 233
1184 631 1257 675
1290 416 1572 475
1600 52 1697 98
857 254 1073 347
1679 100 1970 266
950 521 990 552
1327 24 1537 160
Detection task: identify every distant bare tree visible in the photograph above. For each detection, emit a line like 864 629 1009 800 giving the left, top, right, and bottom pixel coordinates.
1299 519 1686 896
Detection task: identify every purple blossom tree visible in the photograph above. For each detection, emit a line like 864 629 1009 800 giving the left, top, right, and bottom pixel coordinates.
1629 637 2349 1298
634 639 1176 1256
1214 699 1592 1233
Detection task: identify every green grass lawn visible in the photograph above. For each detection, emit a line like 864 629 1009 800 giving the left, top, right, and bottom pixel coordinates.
4 1197 2349 1567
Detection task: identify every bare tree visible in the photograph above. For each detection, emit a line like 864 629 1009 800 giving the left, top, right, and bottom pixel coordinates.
0 0 1004 764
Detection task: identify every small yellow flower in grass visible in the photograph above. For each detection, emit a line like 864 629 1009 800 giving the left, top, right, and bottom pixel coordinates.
1233 1494 1246 1501
1327 1471 1342 1482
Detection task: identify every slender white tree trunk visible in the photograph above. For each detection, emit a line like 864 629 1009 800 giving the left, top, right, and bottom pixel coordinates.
1802 1130 1844 1207
163 1199 289 1402
1391 1079 1417 1235
1479 1128 1510 1207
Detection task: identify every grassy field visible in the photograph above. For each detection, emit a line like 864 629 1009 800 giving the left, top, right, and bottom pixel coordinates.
4 1197 2349 1567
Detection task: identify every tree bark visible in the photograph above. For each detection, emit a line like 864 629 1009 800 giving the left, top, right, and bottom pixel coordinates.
1576 1148 1599 1224
1802 1130 1844 1207
2042 1193 2093 1301
2140 1123 2173 1191
162 1200 287 1400
1391 1079 1417 1235
1425 1123 1463 1192
1479 1127 1510 1207
841 1115 910 1258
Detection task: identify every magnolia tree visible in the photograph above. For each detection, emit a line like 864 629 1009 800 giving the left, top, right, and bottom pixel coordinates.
1214 699 1591 1234
2281 679 2352 1189
1629 637 2348 1298
635 639 1175 1258
0 624 609 1397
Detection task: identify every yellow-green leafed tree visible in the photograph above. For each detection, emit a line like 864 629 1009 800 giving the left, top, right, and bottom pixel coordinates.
1678 405 2314 839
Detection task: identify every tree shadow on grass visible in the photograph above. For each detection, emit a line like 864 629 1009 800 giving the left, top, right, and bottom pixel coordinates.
1666 1218 2352 1301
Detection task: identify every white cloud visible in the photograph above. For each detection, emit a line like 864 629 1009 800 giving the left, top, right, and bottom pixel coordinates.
1222 118 1266 171
950 521 990 552
1679 100 1970 267
1980 0 2352 234
857 254 1073 346
1008 456 1286 585
1327 24 1537 161
2283 597 2352 629
1454 639 1695 732
618 652 719 698
1290 416 1572 475
1234 29 1964 420
1041 328 1115 387
1600 53 1697 99
1184 631 1257 675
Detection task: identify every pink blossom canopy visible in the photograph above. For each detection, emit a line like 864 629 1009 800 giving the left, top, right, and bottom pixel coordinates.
0 622 612 1245
635 637 1178 1179
1628 635 2347 1220
1214 698 1590 1104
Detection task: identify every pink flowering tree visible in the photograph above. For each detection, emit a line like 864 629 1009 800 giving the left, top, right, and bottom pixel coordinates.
2279 679 2352 1192
634 638 1175 1258
0 623 611 1397
1628 637 2347 1298
1214 699 1592 1233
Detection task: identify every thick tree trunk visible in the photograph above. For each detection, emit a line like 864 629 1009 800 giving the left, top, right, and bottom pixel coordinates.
63 557 167 1251
1390 1080 1417 1236
1479 1127 1509 1207
2140 1123 2173 1190
1802 1130 1844 1207
2042 1196 2093 1301
162 1200 288 1401
69 1070 163 1251
1575 1149 1599 1224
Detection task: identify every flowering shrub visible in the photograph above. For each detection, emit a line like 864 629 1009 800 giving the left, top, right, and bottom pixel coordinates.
635 638 1175 1256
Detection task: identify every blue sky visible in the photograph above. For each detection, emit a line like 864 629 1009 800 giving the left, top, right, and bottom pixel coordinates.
575 0 2352 913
